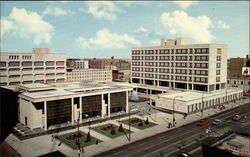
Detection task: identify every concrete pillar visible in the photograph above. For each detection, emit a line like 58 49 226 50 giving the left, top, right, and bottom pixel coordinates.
101 94 105 117
149 90 152 106
71 98 74 124
126 91 129 113
79 97 82 123
44 101 47 130
108 93 111 117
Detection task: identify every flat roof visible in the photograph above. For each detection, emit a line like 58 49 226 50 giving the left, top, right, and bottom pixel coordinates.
18 83 55 92
19 82 132 102
157 88 242 102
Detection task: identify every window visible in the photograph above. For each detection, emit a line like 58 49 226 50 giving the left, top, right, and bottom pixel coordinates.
216 70 220 75
217 56 221 61
216 63 221 68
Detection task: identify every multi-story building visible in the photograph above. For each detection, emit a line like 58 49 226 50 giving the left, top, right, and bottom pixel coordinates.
0 48 66 86
74 59 89 69
66 69 112 83
227 55 250 78
87 58 131 70
131 38 227 92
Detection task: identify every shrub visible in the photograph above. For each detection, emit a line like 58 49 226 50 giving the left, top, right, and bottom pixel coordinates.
85 131 91 142
110 126 116 135
119 124 123 132
138 120 143 126
145 117 149 125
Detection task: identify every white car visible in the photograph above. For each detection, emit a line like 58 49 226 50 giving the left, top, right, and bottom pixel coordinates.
212 119 222 125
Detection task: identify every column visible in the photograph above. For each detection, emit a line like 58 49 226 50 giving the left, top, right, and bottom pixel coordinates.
79 97 82 123
108 93 111 117
149 90 152 106
126 91 129 113
101 94 105 117
44 101 47 130
71 98 74 124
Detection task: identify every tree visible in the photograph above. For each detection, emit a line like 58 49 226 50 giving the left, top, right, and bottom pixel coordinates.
86 131 91 142
119 123 123 132
145 117 149 125
110 126 116 135
138 120 143 126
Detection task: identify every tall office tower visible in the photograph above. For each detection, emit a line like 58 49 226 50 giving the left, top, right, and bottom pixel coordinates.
0 48 66 86
131 38 227 92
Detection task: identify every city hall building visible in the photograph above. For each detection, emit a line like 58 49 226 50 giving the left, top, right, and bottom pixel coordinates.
13 82 132 130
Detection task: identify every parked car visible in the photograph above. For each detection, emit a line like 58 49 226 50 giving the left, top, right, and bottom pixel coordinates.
212 119 222 125
196 120 209 126
232 115 241 121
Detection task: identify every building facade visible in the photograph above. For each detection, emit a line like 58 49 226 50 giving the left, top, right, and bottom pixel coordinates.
0 48 66 86
66 69 112 83
74 59 89 69
131 38 227 92
17 82 132 130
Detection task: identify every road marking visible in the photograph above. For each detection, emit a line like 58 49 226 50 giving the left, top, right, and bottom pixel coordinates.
112 150 124 155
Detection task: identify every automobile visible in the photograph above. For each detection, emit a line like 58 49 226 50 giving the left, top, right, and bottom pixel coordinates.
212 119 222 125
232 115 241 121
196 120 209 126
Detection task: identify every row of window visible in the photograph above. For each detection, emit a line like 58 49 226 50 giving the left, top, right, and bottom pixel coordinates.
0 61 65 67
187 93 241 113
132 56 209 61
7 73 66 78
8 55 32 60
132 62 209 68
132 48 209 55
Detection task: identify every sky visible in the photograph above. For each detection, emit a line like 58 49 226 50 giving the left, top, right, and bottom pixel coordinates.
1 1 249 59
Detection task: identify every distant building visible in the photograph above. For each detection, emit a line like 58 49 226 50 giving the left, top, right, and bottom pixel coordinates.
227 55 250 93
87 58 131 71
227 55 250 78
9 82 132 130
74 59 89 69
131 38 227 92
0 48 66 86
113 70 131 82
66 69 112 83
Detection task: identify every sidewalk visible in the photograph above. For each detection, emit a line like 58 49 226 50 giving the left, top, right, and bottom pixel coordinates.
5 98 249 157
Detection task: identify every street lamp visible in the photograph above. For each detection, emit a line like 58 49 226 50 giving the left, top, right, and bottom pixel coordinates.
172 96 183 126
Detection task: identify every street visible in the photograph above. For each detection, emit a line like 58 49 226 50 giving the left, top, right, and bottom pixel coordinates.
95 102 250 157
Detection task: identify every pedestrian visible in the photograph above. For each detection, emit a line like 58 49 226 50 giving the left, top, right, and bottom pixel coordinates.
96 139 99 145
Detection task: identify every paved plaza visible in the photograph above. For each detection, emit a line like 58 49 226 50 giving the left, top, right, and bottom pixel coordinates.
5 98 249 157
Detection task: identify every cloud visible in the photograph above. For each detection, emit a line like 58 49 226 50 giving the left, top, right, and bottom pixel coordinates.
1 7 54 45
150 39 160 45
172 1 198 9
1 19 13 37
160 10 214 43
216 20 230 29
137 26 148 33
75 28 141 49
43 7 72 16
85 1 122 20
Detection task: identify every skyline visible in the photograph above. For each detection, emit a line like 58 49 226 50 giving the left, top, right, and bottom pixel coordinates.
1 1 249 59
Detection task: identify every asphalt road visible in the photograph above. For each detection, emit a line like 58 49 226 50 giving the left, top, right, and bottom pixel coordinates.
95 103 250 157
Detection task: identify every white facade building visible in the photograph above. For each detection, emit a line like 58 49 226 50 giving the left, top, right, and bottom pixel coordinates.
0 48 66 86
131 38 227 92
74 59 89 69
66 69 112 83
152 88 243 114
16 82 132 130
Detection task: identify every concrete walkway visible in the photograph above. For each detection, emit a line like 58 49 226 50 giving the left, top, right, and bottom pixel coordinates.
5 98 249 157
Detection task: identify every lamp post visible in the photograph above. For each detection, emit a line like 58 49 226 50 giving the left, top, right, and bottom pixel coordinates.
201 92 205 117
172 96 183 126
